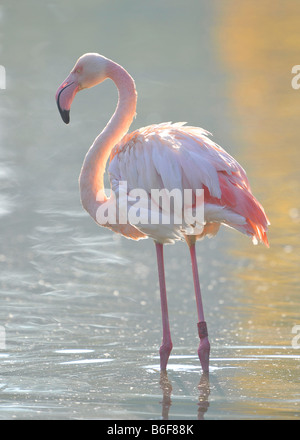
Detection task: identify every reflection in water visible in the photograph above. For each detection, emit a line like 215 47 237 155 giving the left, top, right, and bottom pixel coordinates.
216 0 300 341
159 371 210 420
159 371 172 419
215 1 300 418
197 372 210 420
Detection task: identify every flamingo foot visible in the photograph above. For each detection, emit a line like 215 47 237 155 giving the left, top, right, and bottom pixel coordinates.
159 341 173 371
197 321 210 373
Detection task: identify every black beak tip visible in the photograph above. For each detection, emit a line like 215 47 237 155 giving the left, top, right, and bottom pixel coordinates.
57 103 70 124
60 109 70 124
56 90 70 124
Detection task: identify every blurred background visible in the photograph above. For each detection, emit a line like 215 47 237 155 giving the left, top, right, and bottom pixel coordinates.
0 0 299 419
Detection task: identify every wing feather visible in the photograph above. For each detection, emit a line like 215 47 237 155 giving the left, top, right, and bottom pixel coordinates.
108 122 269 245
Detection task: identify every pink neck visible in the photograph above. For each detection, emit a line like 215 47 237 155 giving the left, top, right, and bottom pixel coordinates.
79 60 137 220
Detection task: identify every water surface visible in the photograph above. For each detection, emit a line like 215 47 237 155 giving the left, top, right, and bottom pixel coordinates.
0 0 299 420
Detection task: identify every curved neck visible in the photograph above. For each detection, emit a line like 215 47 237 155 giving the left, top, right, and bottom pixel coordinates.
79 60 137 220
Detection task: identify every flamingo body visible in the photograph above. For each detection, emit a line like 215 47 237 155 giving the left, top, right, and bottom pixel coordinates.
108 121 269 245
56 53 269 372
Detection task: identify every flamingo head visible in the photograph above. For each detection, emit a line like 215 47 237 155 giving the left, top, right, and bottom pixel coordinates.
56 53 109 124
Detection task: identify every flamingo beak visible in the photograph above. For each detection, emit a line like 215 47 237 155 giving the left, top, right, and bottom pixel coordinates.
56 77 79 124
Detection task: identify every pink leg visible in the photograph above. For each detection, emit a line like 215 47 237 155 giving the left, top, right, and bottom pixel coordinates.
189 244 210 372
155 243 173 370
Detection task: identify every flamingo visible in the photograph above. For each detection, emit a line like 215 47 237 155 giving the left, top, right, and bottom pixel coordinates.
55 53 269 373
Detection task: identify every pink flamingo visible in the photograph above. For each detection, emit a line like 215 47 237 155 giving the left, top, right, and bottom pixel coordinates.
56 53 269 372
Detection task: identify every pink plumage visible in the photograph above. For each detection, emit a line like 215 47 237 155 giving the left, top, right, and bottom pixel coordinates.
109 121 269 246
56 53 269 373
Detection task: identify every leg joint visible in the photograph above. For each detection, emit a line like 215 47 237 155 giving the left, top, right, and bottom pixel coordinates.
197 321 208 339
